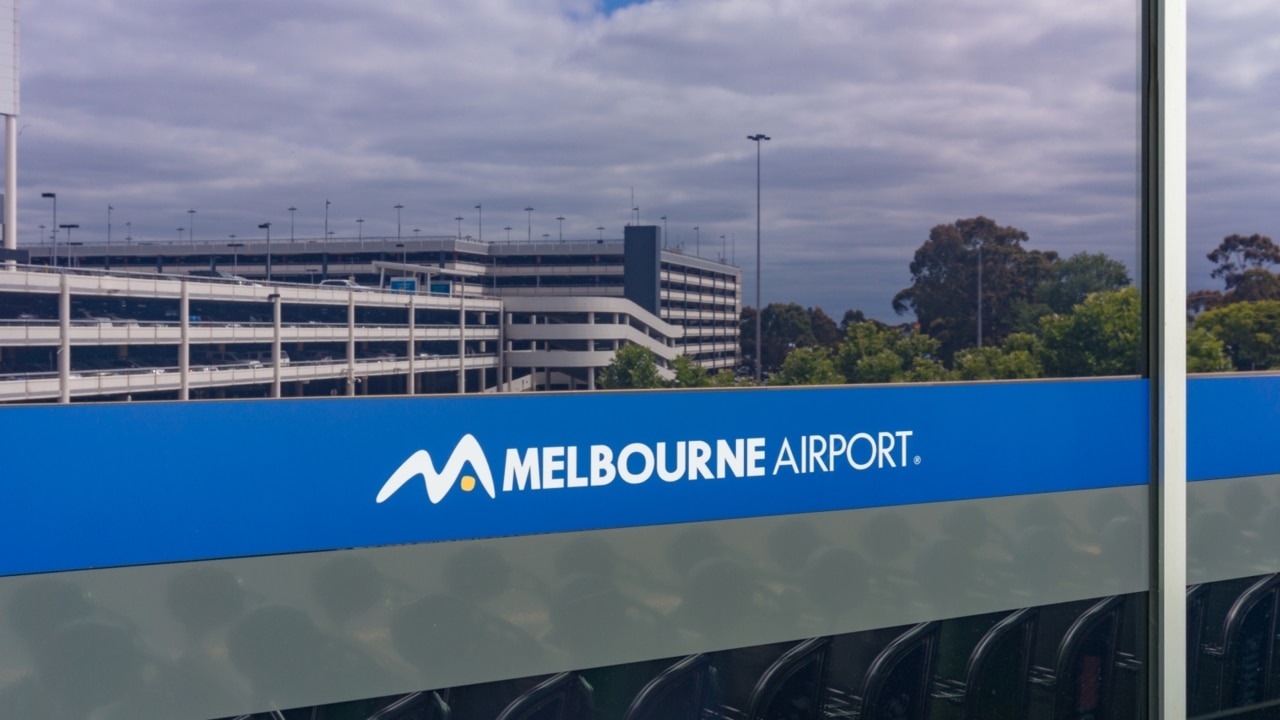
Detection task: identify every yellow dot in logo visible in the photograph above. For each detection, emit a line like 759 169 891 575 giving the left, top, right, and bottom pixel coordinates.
461 475 477 492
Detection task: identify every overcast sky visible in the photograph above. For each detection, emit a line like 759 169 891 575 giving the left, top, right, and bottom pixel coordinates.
13 0 1266 319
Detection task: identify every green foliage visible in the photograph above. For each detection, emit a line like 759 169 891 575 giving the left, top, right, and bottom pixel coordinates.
1186 326 1232 373
953 335 1044 380
769 347 843 386
810 307 842 349
837 321 948 384
892 216 1058 360
710 369 744 387
1037 288 1140 377
670 355 710 388
1208 233 1280 290
1194 300 1280 371
598 344 664 389
1035 252 1132 314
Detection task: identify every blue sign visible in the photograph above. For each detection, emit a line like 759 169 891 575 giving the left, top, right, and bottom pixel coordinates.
0 380 1149 577
389 277 417 293
1189 374 1280 481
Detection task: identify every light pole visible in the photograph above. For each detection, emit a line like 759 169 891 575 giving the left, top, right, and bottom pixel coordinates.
177 227 184 243
394 204 404 241
721 235 727 262
41 193 56 264
395 243 406 266
455 216 464 239
694 226 700 256
288 206 297 243
475 204 482 242
187 209 196 242
633 207 639 225
324 200 330 244
259 223 272 281
525 207 534 242
125 221 132 245
228 238 243 275
69 241 83 268
504 226 512 242
660 216 667 248
597 226 604 241
414 228 421 239
38 224 44 247
556 216 565 242
107 205 113 247
357 218 364 241
748 133 771 384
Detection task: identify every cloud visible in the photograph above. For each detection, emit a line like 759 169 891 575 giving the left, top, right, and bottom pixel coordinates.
18 0 1145 318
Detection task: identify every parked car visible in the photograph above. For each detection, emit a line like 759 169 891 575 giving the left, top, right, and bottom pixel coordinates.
188 270 261 286
318 279 364 289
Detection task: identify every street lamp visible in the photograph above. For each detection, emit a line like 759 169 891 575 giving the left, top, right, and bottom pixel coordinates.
125 221 132 245
475 204 482 242
324 200 330 244
259 223 273 281
177 227 184 243
556 216 565 242
414 228 421 239
524 207 535 242
38 224 44 247
357 218 364 241
504 226 512 242
748 133 771 384
721 235 727 262
394 204 404 241
228 237 244 275
395 242 406 266
660 216 667 248
187 209 196 242
107 205 114 247
633 207 639 225
68 241 83 268
455 216 464 239
694 226 700 256
597 226 604 241
41 193 56 264
288 206 297 243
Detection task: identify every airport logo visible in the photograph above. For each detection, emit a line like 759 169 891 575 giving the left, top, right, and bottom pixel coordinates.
376 433 496 504
377 430 917 505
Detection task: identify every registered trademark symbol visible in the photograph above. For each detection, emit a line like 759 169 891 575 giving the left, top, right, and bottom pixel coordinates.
914 455 921 465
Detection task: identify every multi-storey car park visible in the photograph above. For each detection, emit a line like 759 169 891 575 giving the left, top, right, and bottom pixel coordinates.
0 226 742 403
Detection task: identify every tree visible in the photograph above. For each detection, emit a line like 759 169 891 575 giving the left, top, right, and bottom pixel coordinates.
769 347 842 386
1187 326 1231 373
837 321 948 384
762 303 817 370
1208 233 1280 290
892 216 1058 361
670 355 710 388
809 307 842 350
1194 300 1280 371
952 334 1043 380
840 309 867 332
598 344 665 389
1035 252 1132 314
1037 288 1140 377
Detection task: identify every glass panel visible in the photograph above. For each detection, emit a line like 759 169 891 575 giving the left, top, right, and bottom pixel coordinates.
203 593 1147 720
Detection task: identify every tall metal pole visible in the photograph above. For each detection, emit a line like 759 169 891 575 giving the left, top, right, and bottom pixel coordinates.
357 218 363 241
456 216 464 239
476 204 482 242
325 200 330 243
748 134 770 384
557 216 565 242
188 209 195 242
525 207 534 242
395 204 403 241
661 216 667 248
41 193 56 265
289 206 297 243
107 205 113 247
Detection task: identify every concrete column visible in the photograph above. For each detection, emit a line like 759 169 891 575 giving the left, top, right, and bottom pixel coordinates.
179 281 190 400
587 311 594 324
499 304 507 393
271 294 282 398
59 273 70 404
478 311 487 353
588 367 595 390
346 291 356 396
407 295 416 396
458 292 466 394
3 115 16 267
